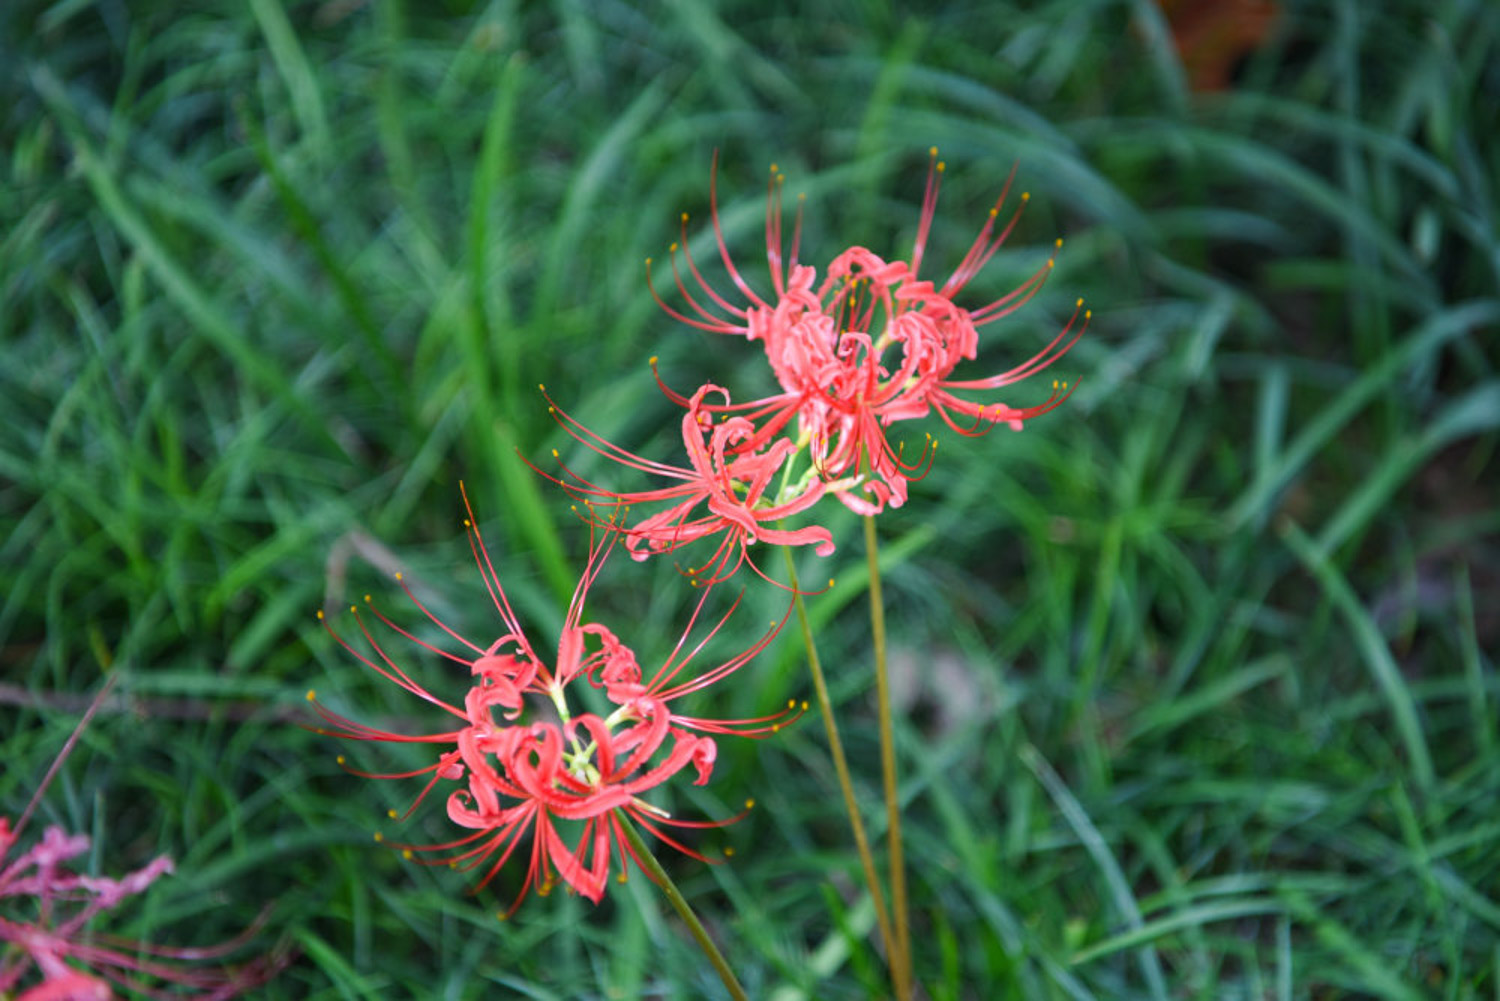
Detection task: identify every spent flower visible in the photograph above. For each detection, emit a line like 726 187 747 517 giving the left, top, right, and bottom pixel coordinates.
2 686 281 1001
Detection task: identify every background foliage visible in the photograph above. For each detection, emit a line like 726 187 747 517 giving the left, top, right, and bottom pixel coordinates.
2 0 1497 997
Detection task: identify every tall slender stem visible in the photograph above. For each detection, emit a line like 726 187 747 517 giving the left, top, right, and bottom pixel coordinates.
779 545 897 982
621 817 747 1001
865 513 912 999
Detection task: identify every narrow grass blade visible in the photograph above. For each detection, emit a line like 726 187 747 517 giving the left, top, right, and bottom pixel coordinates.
1020 743 1169 1001
1230 300 1500 529
1279 520 1435 792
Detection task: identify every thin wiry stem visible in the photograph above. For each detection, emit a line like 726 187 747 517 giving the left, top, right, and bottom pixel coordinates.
620 818 747 1001
866 513 912 999
779 543 897 983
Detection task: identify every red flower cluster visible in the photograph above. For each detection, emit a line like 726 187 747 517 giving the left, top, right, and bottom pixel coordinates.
310 486 800 913
313 151 1080 916
543 150 1085 579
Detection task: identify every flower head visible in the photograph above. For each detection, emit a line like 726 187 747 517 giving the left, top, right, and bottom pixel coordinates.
537 383 835 586
309 485 800 913
647 150 1086 512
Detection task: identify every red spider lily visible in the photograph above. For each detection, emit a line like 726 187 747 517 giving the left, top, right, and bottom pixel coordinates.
646 150 1086 511
309 486 799 912
538 383 835 586
431 709 736 910
2 686 281 1001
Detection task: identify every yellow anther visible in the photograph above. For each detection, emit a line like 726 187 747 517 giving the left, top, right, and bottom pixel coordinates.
937 161 945 173
787 699 795 708
1076 297 1084 307
538 382 546 391
1085 310 1092 319
387 809 398 819
645 256 652 266
680 212 689 223
724 846 735 857
772 724 780 732
769 162 778 172
617 871 628 883
349 605 357 613
1053 380 1059 390
1047 260 1055 269
929 145 938 157
1055 238 1064 248
1022 191 1031 201
363 594 371 603
316 610 324 620
669 241 679 253
496 911 507 921
306 689 316 701
745 799 756 809
373 832 383 843
552 448 560 458
801 701 809 711
989 208 998 218
402 849 413 860
337 755 346 765
464 519 472 527
649 355 658 365
828 578 836 588
395 572 403 581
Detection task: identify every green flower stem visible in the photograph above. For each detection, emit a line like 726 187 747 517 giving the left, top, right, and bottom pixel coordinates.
779 544 898 984
620 817 747 1001
865 513 912 1000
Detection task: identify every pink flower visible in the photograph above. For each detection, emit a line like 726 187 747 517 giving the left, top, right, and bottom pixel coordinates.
310 485 799 913
647 150 1086 512
0 816 277 1000
2 685 281 1001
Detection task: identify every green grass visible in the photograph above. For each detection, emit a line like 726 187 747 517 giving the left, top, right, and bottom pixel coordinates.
3 0 1498 997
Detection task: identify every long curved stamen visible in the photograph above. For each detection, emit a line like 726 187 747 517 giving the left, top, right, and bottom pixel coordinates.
911 147 943 279
707 150 769 311
969 238 1058 324
940 163 1022 297
942 300 1088 390
646 253 743 334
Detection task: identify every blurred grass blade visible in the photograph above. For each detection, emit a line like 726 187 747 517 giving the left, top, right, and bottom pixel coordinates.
1230 299 1500 529
1021 744 1169 1001
1313 381 1500 557
1279 891 1425 1001
1278 520 1435 792
1068 897 1282 965
30 65 345 457
248 0 332 163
